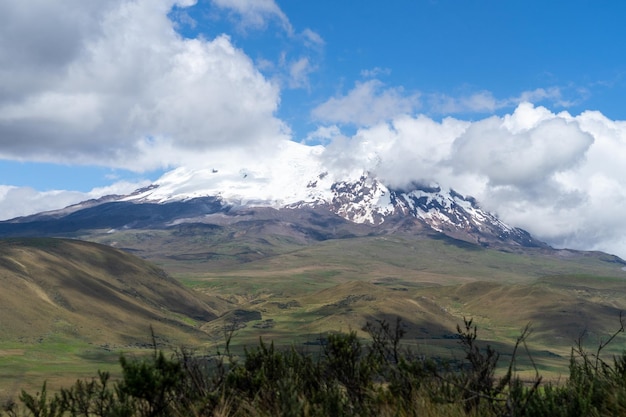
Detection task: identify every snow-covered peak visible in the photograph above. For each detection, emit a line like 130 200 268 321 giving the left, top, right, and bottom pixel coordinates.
125 141 372 207
118 141 540 247
127 141 326 205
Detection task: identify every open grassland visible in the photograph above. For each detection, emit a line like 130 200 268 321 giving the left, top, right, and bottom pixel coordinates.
97 230 624 283
0 338 120 398
3 231 626 396
141 232 626 380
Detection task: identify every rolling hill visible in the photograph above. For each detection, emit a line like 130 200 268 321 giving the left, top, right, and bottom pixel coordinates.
2 229 626 395
0 237 233 396
0 237 229 345
83 226 626 378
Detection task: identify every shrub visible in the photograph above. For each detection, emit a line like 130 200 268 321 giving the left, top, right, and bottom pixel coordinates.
4 316 626 417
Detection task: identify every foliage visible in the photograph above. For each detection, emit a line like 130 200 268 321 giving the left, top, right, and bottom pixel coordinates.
4 316 626 417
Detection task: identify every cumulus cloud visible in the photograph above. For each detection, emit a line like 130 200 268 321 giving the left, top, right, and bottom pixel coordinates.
320 102 626 258
0 0 289 171
312 80 421 126
320 115 468 187
450 107 593 187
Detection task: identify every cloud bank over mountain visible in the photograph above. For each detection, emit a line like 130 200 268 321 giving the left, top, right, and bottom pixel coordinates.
318 103 626 257
1 0 626 259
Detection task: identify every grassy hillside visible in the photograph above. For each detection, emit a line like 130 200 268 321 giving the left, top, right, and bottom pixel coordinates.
0 237 230 396
87 228 626 378
4 228 626 396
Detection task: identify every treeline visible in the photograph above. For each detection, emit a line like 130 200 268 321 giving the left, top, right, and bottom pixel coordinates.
3 317 626 417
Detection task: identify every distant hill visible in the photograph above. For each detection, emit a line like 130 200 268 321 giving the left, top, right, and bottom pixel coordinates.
0 238 227 346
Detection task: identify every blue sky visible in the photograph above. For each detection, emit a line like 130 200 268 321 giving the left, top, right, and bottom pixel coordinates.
1 0 626 257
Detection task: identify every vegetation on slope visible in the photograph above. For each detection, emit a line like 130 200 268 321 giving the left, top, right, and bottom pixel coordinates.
4 318 626 417
3 231 626 400
0 237 225 342
0 238 229 394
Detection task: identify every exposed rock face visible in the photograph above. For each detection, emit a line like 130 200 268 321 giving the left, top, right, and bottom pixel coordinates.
0 170 545 248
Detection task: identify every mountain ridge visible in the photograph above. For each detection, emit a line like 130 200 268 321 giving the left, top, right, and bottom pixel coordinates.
0 168 547 250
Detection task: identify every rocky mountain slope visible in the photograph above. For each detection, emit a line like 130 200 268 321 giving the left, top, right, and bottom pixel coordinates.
0 165 544 249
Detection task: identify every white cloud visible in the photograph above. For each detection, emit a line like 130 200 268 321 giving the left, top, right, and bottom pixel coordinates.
0 180 149 221
320 103 626 259
0 186 82 220
0 0 289 171
312 80 421 126
428 91 499 113
304 125 342 145
207 2 320 91
210 0 293 34
516 87 565 106
301 28 324 47
288 57 314 89
319 114 470 188
449 106 593 187
426 88 572 115
312 82 578 125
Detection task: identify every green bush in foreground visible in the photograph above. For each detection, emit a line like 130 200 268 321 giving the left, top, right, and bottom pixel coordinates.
3 317 626 417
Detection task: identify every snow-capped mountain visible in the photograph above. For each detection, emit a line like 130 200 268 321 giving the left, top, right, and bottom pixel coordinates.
115 161 539 247
0 140 543 248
